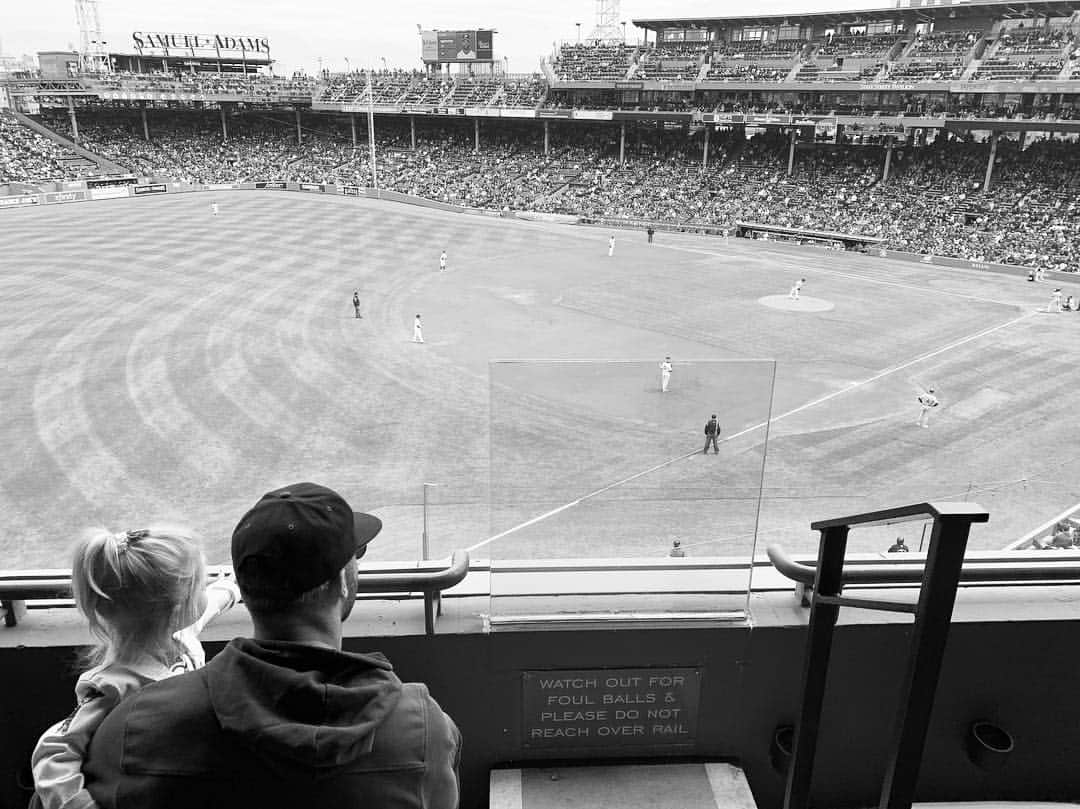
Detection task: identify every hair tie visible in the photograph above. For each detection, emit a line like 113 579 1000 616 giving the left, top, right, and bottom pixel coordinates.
116 529 149 554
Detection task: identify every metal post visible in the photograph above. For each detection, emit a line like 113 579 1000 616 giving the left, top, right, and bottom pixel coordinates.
474 118 480 153
877 516 979 809
350 113 357 148
410 115 416 150
783 524 849 809
883 136 893 183
220 105 227 141
295 108 302 145
141 104 150 141
619 122 626 166
544 120 550 156
421 483 435 560
703 124 710 168
787 129 797 177
67 96 79 143
983 132 998 193
367 69 378 190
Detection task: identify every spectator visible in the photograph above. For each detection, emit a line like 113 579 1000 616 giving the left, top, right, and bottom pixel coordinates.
887 537 910 553
81 482 462 809
32 525 240 809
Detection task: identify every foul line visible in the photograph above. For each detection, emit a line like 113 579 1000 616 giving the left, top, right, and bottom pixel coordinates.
466 309 1037 553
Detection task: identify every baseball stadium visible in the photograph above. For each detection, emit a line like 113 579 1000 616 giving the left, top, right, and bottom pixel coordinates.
3 1 1080 808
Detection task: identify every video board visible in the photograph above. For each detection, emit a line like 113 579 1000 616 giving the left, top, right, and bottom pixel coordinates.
424 29 494 63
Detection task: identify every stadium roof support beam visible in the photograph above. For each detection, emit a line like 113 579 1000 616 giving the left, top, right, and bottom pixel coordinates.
984 132 999 193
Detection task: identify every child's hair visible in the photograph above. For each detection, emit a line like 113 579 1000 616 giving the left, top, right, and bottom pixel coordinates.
71 525 206 670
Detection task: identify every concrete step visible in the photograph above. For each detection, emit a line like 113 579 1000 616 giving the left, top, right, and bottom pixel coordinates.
491 762 755 809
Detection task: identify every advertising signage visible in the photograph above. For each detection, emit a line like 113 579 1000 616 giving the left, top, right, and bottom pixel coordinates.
131 32 270 61
432 29 493 62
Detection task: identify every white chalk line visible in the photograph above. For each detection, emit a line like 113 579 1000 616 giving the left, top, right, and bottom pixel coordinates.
465 309 1036 553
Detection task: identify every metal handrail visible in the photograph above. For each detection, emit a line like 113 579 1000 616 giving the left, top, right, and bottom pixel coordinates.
767 544 1080 588
0 551 470 635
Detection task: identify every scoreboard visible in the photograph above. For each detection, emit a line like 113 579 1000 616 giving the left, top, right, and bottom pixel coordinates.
421 29 494 63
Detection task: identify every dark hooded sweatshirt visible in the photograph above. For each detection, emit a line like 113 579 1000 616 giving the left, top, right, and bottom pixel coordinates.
82 638 461 809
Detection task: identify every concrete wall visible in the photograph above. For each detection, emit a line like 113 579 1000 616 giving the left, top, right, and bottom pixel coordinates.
4 594 1080 809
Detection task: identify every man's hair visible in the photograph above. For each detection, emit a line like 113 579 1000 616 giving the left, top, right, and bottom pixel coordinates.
241 569 343 615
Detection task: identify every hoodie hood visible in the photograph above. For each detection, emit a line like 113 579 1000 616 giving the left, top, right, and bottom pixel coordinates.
206 638 403 772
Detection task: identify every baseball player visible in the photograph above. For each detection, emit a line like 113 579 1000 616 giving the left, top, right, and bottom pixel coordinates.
439 250 447 272
608 235 615 257
659 356 673 393
413 314 424 344
1048 288 1063 313
916 388 939 428
789 278 806 300
210 201 219 216
703 414 721 454
352 289 361 319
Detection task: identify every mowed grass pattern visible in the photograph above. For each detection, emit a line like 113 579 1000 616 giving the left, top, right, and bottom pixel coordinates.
1 190 1078 568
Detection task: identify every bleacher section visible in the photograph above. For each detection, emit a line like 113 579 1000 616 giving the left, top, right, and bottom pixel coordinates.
553 43 634 81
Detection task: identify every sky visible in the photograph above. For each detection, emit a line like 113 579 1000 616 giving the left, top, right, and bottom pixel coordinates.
3 0 884 75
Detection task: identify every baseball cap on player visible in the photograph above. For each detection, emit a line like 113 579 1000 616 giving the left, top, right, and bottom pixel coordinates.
231 482 382 600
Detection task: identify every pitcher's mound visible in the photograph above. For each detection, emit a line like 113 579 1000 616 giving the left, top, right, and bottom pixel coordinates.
759 295 834 312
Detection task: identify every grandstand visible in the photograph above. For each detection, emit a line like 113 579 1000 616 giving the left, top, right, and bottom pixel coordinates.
4 2 1080 809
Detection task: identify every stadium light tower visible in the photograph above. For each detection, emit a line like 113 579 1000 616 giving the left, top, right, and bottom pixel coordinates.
75 0 109 73
589 0 622 44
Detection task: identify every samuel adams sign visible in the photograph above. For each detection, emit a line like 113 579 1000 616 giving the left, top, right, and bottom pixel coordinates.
132 32 270 61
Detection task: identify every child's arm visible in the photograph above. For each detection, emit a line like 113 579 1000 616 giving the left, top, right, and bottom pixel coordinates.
172 573 242 669
31 685 120 809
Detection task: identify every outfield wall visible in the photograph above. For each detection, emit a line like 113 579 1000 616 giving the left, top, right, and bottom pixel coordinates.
3 180 1078 283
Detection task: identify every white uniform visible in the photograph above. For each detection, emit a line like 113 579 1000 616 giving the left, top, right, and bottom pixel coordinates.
608 236 615 257
789 280 804 300
439 252 447 272
916 391 939 428
413 317 424 343
659 359 672 393
1048 290 1063 312
211 202 219 216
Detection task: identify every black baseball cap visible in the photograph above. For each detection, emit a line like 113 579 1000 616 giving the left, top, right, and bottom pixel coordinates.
232 482 382 600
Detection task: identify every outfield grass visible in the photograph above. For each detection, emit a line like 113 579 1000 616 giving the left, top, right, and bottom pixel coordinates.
1 190 1077 569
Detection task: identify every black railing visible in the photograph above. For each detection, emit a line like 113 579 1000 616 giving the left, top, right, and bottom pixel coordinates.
778 501 990 809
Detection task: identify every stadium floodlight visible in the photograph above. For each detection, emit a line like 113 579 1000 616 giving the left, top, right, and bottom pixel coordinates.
589 0 623 44
74 0 109 73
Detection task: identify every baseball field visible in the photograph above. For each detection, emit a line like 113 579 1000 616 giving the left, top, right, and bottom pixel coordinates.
1 189 1077 569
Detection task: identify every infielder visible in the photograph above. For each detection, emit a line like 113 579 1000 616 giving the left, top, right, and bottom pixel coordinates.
1048 288 1063 313
916 388 939 428
413 314 424 344
659 356 673 393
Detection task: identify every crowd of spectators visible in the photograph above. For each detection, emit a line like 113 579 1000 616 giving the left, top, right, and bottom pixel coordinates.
818 32 905 58
315 71 546 108
0 111 99 184
994 27 1073 56
4 110 1080 270
86 70 314 99
553 43 634 81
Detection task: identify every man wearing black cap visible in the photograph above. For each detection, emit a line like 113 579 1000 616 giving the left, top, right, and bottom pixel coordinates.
81 482 462 809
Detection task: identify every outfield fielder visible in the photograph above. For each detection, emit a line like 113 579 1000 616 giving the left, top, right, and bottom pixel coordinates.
439 250 447 272
916 388 939 428
352 290 361 319
413 314 424 344
659 356 673 393
608 235 615 257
